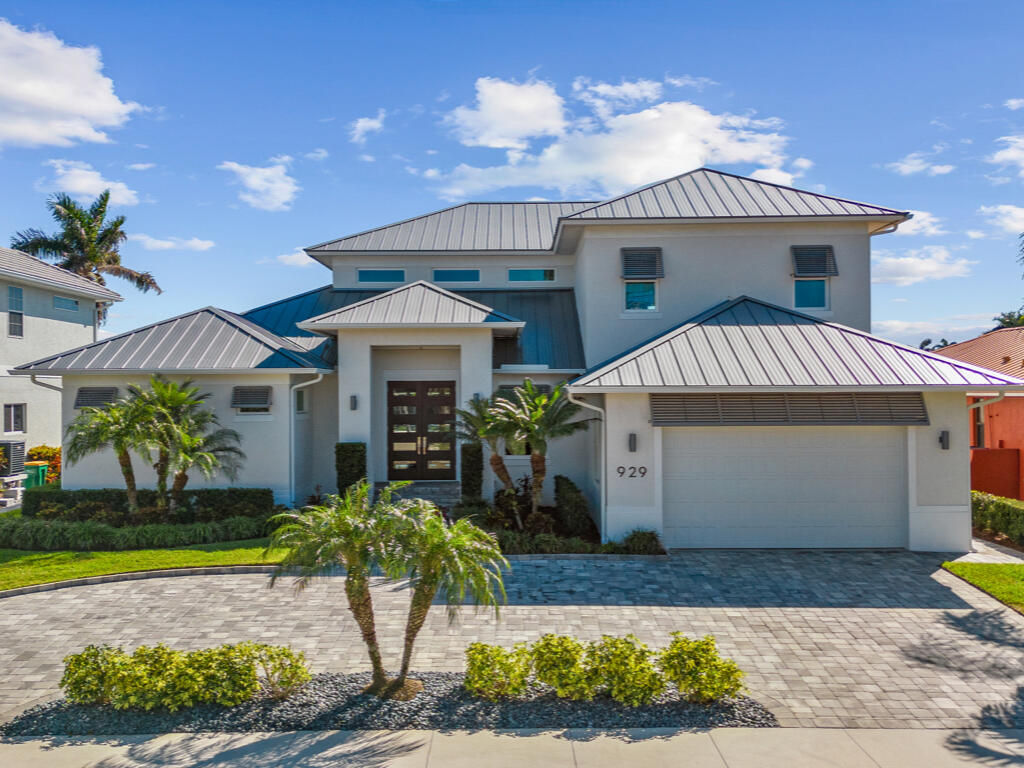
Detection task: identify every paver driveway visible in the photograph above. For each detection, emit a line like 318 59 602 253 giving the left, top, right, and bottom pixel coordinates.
2 550 1024 729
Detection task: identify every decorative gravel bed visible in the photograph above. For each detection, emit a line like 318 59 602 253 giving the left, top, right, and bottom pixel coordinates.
1 672 777 736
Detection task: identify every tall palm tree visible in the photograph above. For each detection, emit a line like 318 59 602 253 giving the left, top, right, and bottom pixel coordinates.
11 190 161 296
267 480 406 693
383 501 507 693
491 380 591 516
64 398 147 513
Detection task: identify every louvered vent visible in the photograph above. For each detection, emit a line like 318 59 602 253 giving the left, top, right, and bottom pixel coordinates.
74 387 118 409
231 386 273 408
621 248 664 279
650 392 928 426
0 441 26 477
792 245 838 277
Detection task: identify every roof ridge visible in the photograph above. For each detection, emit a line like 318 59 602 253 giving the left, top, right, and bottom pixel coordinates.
208 307 320 367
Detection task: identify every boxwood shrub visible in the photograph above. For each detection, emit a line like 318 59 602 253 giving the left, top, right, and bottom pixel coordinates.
335 442 367 492
972 490 1024 544
22 486 274 525
459 443 484 501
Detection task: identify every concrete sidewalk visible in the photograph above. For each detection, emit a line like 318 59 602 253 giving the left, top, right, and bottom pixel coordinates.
3 728 1024 767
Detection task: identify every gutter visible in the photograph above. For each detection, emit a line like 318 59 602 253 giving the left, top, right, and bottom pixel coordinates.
28 374 62 393
288 373 324 507
969 390 1006 411
566 391 608 542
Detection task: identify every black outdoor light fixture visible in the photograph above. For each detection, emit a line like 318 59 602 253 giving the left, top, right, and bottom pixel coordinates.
939 430 950 450
350 395 358 411
628 432 638 452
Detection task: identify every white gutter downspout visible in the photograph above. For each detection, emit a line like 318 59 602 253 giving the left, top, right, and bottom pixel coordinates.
567 391 607 542
968 391 1006 411
28 375 62 393
289 373 324 507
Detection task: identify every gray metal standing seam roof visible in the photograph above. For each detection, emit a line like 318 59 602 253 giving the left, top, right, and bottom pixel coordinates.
13 307 328 373
0 247 123 301
298 281 523 328
571 296 1024 390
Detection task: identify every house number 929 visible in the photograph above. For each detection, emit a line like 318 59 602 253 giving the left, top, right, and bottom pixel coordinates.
616 466 648 478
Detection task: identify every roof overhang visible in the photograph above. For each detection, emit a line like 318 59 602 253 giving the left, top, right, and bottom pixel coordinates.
0 268 124 302
10 367 334 376
298 320 525 335
567 384 1024 394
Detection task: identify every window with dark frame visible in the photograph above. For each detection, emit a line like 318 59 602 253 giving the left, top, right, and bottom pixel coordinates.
621 248 663 312
7 286 23 338
791 245 836 311
972 399 985 448
3 404 25 433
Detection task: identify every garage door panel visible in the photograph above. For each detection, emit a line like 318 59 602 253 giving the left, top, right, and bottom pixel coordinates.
662 426 907 549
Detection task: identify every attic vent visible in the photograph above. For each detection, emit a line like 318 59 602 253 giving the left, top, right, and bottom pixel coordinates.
231 386 273 409
621 248 664 279
74 387 118 409
792 245 838 277
650 392 928 426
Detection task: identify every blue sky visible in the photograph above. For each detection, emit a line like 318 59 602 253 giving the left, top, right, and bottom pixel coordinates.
1 0 1023 345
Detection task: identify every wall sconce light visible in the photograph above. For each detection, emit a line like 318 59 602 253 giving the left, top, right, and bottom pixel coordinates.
938 430 950 450
350 395 358 411
628 433 637 452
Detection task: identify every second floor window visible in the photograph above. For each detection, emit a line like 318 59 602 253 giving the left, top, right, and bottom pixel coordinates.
792 245 837 311
358 269 405 283
794 279 829 309
7 286 23 338
54 296 79 312
625 281 658 311
3 404 25 433
509 268 555 282
433 269 480 282
621 248 663 314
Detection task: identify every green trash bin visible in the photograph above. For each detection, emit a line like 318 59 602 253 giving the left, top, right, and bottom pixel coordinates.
24 461 48 489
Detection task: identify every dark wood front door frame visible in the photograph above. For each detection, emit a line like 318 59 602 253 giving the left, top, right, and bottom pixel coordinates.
387 380 456 481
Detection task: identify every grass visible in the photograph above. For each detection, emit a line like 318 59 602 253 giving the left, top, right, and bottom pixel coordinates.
0 538 286 592
943 561 1024 613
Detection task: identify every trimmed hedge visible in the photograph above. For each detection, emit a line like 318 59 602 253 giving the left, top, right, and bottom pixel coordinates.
0 515 270 551
494 528 665 556
335 442 367 493
553 475 598 539
972 490 1024 544
460 443 484 500
22 487 274 525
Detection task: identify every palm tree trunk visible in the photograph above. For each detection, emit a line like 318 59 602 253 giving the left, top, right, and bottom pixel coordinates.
488 451 514 491
529 452 546 516
116 448 139 513
169 471 189 515
154 449 170 518
396 578 438 684
344 571 389 689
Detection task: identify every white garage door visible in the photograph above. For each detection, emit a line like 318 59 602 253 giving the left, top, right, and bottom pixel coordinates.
662 426 908 549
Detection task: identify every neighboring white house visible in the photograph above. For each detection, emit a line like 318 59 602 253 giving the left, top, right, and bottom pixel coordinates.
0 247 122 450
14 168 1022 551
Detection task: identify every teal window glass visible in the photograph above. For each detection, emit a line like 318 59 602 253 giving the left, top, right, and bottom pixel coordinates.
624 281 656 311
794 279 827 308
8 286 23 312
358 269 405 282
433 269 479 282
508 268 555 282
54 296 79 311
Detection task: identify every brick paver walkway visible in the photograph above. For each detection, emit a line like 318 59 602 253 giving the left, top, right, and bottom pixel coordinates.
2 550 1024 728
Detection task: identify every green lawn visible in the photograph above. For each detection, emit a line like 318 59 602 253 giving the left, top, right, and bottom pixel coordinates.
943 562 1024 613
0 539 286 592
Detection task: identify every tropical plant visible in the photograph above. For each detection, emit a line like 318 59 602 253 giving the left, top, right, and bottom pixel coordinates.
382 501 507 694
64 398 147 513
992 310 1024 330
11 191 161 296
455 395 516 493
170 426 245 499
267 480 405 693
918 338 953 351
490 380 591 515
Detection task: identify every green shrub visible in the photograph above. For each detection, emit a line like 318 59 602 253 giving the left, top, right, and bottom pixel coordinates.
590 634 665 706
460 443 484 500
619 529 666 555
335 442 367 493
22 487 274 525
531 634 600 700
463 642 532 701
450 499 491 523
60 642 309 711
972 490 1024 544
524 510 556 534
658 633 744 703
553 475 597 539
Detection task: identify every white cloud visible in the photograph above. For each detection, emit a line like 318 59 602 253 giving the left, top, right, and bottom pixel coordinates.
43 159 139 205
665 74 718 90
1006 98 1024 110
446 77 566 150
895 210 947 237
267 248 314 268
358 154 375 162
217 156 299 211
0 20 140 147
966 229 987 239
872 314 992 346
422 168 440 179
871 245 975 286
886 146 955 176
750 167 796 185
979 204 1024 234
127 234 214 251
572 77 663 118
988 135 1024 178
440 94 791 198
304 148 329 161
126 162 154 171
349 109 385 145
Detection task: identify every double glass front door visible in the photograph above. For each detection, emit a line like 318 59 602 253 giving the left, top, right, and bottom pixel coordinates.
387 380 456 480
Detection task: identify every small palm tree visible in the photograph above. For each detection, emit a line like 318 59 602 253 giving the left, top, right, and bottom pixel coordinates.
170 426 245 497
267 480 407 694
384 502 507 694
455 395 516 493
11 190 161 295
491 380 590 515
64 398 147 513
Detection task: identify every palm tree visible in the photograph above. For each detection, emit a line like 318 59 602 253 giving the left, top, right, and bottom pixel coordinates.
169 426 245 498
491 380 591 516
267 480 406 693
11 190 161 296
455 395 516 493
64 398 147 513
383 501 507 694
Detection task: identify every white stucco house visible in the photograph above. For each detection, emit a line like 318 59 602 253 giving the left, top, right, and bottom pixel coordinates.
13 169 1022 551
0 246 122 451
